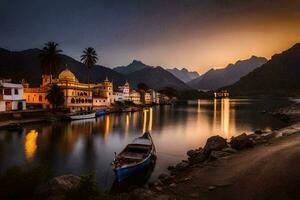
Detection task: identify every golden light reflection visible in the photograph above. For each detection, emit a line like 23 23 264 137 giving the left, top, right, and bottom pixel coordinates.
148 108 153 132
104 115 110 139
125 114 130 136
221 98 230 138
24 129 38 161
142 110 148 133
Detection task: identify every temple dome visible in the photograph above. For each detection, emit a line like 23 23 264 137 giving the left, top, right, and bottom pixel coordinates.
58 68 77 82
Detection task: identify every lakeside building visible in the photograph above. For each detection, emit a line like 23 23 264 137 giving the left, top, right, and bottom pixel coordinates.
24 69 93 112
56 68 93 112
0 79 26 112
93 77 114 106
148 89 160 104
22 68 171 112
114 81 130 102
214 90 230 98
23 76 50 109
130 90 142 105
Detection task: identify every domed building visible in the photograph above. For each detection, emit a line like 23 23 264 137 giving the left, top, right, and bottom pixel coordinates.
58 68 78 82
56 68 93 112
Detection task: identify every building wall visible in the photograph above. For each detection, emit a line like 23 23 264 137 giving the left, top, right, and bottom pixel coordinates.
93 97 109 109
0 82 26 111
130 91 141 105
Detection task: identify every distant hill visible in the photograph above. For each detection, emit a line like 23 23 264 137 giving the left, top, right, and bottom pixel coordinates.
166 68 199 82
187 56 267 91
114 60 151 75
126 66 191 90
225 43 300 96
0 48 126 87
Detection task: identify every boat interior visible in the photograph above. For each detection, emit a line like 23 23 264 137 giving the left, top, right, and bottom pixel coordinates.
116 144 152 165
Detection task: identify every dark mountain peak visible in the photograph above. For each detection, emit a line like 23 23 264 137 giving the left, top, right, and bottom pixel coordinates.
130 59 145 65
114 59 151 75
188 56 267 91
226 42 300 96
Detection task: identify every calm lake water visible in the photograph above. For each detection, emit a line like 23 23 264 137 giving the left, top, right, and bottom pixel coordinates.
0 98 291 191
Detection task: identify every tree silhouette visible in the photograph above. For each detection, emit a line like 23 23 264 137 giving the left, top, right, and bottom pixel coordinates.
46 84 64 113
39 42 62 83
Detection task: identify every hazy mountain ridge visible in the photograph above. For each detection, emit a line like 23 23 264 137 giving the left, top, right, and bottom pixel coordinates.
166 68 199 82
187 56 268 91
225 43 300 96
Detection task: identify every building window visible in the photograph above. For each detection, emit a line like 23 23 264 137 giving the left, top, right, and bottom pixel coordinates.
39 95 42 102
14 89 19 95
4 89 11 95
71 98 75 104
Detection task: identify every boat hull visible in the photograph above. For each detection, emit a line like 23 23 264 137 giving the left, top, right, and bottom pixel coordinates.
113 154 156 182
68 113 96 120
95 110 108 117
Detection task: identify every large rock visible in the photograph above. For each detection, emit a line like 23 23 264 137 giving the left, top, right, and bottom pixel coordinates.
175 161 189 171
187 148 203 158
35 175 80 200
203 135 228 155
230 133 255 150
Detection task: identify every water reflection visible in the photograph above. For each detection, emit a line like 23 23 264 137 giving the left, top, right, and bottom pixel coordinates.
104 115 110 139
211 98 235 138
0 98 290 190
24 129 38 161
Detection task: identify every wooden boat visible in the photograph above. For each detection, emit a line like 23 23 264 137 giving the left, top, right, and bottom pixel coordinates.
95 109 108 117
66 111 96 120
112 132 156 182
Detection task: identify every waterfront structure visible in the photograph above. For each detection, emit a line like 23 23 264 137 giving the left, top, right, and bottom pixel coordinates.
114 81 130 102
93 96 110 109
56 68 93 112
148 89 160 104
214 90 230 98
0 79 26 112
130 90 141 105
93 77 114 106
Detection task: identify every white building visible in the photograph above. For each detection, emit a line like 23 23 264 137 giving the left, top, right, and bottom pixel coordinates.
114 81 130 102
0 80 26 112
130 90 141 105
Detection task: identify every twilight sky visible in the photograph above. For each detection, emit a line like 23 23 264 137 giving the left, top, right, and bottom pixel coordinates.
1 0 300 73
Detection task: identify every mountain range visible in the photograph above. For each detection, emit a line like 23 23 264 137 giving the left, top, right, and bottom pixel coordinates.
166 68 199 82
225 43 300 96
0 48 190 90
187 56 268 91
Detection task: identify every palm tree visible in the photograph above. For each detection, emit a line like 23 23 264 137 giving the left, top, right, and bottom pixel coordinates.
80 47 98 85
46 84 65 113
39 42 62 83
